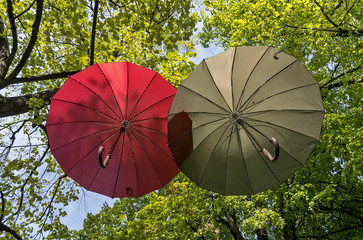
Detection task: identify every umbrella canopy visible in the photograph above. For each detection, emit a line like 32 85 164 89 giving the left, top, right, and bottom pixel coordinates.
46 62 178 198
168 46 324 195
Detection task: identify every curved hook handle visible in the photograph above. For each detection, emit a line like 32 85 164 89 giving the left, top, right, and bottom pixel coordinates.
98 146 111 169
261 137 279 163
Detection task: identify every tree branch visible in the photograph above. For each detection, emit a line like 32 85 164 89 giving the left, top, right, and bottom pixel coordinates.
90 0 99 66
217 211 244 240
0 70 79 89
8 147 49 221
0 88 59 118
320 66 361 89
0 222 23 240
4 0 44 82
314 0 340 28
0 191 4 223
14 0 36 19
185 219 206 240
300 224 363 239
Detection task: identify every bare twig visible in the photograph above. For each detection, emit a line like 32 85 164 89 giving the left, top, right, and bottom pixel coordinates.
14 0 36 19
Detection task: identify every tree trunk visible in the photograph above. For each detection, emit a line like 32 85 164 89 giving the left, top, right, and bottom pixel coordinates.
225 211 244 240
256 228 268 240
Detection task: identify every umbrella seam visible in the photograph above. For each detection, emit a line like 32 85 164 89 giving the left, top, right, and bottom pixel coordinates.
51 98 118 122
203 60 233 113
178 85 231 114
239 59 299 112
96 63 124 120
69 76 121 119
242 82 319 113
236 46 270 111
127 72 158 119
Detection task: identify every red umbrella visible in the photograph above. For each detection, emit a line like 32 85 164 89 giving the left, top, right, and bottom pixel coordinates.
46 62 178 198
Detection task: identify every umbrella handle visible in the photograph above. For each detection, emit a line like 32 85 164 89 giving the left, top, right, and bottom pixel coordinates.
98 146 111 169
261 137 279 163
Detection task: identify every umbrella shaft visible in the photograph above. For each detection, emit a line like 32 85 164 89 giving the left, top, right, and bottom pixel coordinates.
236 119 263 151
108 127 125 156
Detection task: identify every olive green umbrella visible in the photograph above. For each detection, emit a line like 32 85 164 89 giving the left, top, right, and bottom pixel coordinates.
168 46 324 195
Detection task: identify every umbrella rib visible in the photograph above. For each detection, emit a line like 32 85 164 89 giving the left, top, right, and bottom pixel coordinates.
96 63 124 120
239 59 299 112
223 123 235 195
132 117 166 123
168 111 228 118
235 124 254 194
231 46 237 111
243 116 321 141
236 46 270 111
125 130 140 197
69 77 121 119
132 127 175 164
132 124 166 136
128 94 175 122
243 109 324 118
198 121 232 186
241 82 318 113
242 121 304 166
112 132 126 198
178 85 231 114
127 72 158 119
52 126 119 152
129 129 164 190
46 120 118 127
203 60 233 113
51 99 118 122
125 62 130 118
